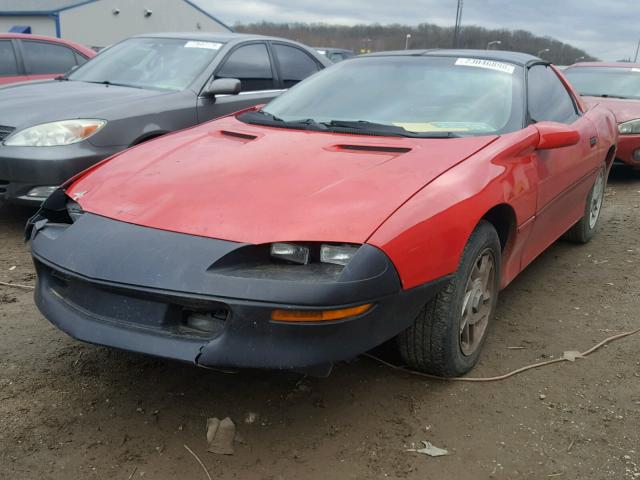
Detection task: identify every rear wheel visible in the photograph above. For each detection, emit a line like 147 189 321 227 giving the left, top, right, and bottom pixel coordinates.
564 165 606 244
397 221 501 377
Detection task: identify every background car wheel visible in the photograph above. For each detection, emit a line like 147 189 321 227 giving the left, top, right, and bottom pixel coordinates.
564 165 606 244
397 220 501 377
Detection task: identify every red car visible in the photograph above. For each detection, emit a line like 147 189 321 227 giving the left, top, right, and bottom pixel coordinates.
0 33 95 86
565 62 640 172
28 50 617 377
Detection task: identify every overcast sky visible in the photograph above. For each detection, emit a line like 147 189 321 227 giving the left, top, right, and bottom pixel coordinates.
194 0 639 61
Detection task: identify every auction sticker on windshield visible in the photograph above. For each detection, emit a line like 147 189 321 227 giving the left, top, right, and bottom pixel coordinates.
184 41 222 50
455 58 515 74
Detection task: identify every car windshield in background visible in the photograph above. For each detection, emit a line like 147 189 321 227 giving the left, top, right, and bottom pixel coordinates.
68 37 223 91
247 56 524 137
564 67 640 100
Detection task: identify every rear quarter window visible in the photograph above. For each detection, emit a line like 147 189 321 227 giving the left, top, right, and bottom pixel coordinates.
273 44 321 88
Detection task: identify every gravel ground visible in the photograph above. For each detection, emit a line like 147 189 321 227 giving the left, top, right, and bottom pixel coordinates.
1 166 639 480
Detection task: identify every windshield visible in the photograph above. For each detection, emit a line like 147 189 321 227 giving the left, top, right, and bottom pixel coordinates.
253 56 524 137
68 37 223 91
564 67 640 100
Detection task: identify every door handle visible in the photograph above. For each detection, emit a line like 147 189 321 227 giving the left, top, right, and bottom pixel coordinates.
589 136 597 147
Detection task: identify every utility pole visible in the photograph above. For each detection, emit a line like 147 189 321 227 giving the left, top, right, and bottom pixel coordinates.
634 39 640 63
453 0 464 48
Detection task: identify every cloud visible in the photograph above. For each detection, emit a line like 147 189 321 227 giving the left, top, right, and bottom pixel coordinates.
195 0 638 61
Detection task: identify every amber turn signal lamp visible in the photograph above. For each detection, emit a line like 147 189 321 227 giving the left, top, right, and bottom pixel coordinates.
82 124 101 137
271 303 373 322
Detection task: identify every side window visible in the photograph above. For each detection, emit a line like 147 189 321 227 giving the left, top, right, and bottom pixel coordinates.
22 41 78 75
0 40 19 76
527 65 579 124
273 44 320 88
216 43 275 92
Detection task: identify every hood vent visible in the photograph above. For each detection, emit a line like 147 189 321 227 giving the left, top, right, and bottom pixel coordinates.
336 144 412 154
220 130 258 142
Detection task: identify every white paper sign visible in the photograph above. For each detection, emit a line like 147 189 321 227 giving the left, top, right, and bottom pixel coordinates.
455 58 515 74
184 41 222 50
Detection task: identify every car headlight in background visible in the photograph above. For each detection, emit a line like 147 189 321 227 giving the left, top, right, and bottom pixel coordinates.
24 186 59 199
66 199 85 222
618 119 640 135
270 242 360 266
4 119 106 146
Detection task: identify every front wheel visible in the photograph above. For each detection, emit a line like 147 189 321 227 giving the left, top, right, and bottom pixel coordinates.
397 221 502 377
564 165 606 244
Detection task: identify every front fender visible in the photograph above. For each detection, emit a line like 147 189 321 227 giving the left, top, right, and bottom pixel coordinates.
367 129 540 290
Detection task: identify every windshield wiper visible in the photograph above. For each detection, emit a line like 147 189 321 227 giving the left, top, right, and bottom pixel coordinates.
240 112 461 138
323 120 461 138
240 110 327 131
581 93 629 99
253 110 284 122
83 80 143 89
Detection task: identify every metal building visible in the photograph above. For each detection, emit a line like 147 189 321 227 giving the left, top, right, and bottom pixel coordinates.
0 0 232 48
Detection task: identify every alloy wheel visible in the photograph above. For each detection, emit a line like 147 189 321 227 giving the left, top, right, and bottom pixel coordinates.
459 249 495 356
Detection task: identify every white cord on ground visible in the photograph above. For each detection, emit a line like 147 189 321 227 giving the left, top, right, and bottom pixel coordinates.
364 327 640 382
0 280 35 290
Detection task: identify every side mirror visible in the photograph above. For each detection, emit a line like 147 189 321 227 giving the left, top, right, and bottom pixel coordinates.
202 78 241 98
535 121 581 150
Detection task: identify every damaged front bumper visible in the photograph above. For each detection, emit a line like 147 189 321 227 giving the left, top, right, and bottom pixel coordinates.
28 200 447 373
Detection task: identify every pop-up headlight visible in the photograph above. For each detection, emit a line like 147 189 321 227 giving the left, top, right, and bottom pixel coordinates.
320 244 360 266
270 243 310 264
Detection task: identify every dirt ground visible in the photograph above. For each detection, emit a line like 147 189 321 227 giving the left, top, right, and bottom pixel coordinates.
1 166 639 480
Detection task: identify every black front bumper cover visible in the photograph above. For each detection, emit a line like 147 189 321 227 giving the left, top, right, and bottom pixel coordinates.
29 208 449 372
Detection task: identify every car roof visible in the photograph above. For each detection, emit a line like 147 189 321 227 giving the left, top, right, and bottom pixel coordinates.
0 32 72 42
316 47 354 53
363 49 543 66
568 61 640 69
133 32 288 43
0 32 95 55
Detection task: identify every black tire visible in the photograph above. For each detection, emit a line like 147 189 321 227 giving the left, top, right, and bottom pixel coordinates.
397 220 501 377
564 165 606 244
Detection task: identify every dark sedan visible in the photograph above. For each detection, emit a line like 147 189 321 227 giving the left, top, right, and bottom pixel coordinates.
0 32 329 204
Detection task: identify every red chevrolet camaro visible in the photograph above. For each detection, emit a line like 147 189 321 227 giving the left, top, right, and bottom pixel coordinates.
28 50 617 377
565 62 640 172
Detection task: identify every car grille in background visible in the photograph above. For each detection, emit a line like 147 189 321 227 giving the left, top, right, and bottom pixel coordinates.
0 125 15 142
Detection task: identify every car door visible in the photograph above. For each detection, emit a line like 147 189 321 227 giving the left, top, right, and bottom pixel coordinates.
197 41 282 122
522 64 601 267
19 39 81 81
0 39 26 85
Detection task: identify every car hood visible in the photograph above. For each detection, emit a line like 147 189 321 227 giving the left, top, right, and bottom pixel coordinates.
68 116 498 244
582 96 640 123
0 80 175 129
